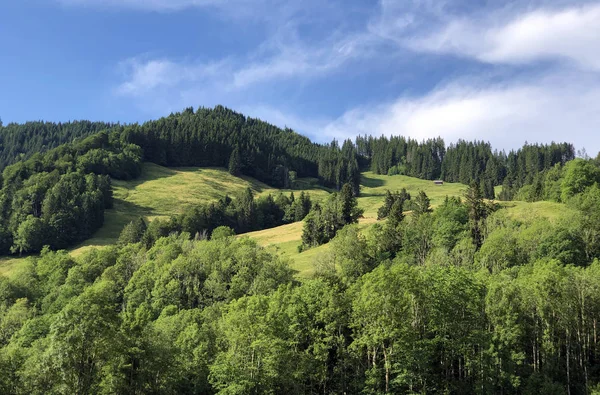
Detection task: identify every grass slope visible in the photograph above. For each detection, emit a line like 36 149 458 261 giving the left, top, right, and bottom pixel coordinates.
359 172 467 218
249 173 467 277
0 166 576 279
72 163 330 256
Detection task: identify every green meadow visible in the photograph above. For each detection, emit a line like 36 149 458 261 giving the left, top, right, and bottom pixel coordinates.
0 164 573 278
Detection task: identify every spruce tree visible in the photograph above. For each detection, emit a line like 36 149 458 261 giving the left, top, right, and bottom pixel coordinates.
387 199 404 228
228 147 241 176
464 182 486 251
413 191 432 216
377 190 395 220
340 183 359 225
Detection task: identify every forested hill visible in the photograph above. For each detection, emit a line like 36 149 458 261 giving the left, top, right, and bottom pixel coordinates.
4 106 600 394
2 106 577 198
0 120 115 170
0 105 581 255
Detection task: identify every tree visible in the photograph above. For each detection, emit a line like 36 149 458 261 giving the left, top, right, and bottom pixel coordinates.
560 158 600 202
228 146 242 176
11 216 47 255
413 190 432 216
387 199 404 228
464 182 487 251
118 217 147 245
378 190 395 220
340 183 361 225
47 280 123 394
211 226 235 240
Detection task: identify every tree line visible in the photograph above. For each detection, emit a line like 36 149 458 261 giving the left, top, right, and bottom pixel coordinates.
0 120 115 170
3 106 578 202
358 135 575 199
118 189 314 247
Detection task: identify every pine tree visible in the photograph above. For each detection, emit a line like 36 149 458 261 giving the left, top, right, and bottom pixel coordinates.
340 183 359 225
464 182 486 251
228 147 242 176
413 191 432 216
377 190 395 220
387 199 404 228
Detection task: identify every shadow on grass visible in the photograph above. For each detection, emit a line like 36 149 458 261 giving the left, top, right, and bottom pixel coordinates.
360 175 386 188
358 192 387 198
113 163 181 189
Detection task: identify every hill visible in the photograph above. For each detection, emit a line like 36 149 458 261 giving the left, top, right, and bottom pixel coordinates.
78 168 469 272
1 168 578 278
70 163 331 256
244 173 580 277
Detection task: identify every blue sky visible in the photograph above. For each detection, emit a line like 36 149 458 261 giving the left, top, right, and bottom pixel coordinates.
2 0 600 153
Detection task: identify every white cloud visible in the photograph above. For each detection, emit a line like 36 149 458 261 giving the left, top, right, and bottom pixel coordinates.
405 3 600 70
116 58 227 96
116 27 373 97
322 73 600 153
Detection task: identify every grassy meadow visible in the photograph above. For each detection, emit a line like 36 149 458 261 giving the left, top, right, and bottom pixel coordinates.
70 163 331 256
0 164 575 278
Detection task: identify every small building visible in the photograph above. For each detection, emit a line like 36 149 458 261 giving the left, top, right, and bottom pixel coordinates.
433 180 444 185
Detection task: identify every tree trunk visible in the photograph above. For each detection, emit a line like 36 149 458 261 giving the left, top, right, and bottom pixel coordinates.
382 346 390 393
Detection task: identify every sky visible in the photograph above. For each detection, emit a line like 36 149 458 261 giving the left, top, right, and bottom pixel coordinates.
1 0 600 153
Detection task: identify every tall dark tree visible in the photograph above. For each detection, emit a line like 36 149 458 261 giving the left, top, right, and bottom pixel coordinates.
340 183 359 225
228 146 242 176
464 181 487 251
387 198 405 228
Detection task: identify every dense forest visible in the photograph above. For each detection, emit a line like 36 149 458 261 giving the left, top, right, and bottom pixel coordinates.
0 120 115 170
0 131 141 255
2 106 576 198
2 175 600 393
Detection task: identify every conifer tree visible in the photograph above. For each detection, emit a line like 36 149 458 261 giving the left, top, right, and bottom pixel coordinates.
413 191 432 216
228 147 242 176
387 199 405 228
464 182 486 251
377 190 395 220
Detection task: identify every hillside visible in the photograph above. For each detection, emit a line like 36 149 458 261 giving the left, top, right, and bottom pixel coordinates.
71 168 471 269
243 173 577 277
71 162 332 256
0 167 578 278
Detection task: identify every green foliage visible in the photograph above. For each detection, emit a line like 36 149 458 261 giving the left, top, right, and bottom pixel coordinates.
561 158 600 201
210 226 235 240
145 189 313 249
300 183 363 250
376 188 410 220
412 190 432 216
0 131 137 254
1 105 600 394
0 120 115 171
118 217 147 245
464 182 488 250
